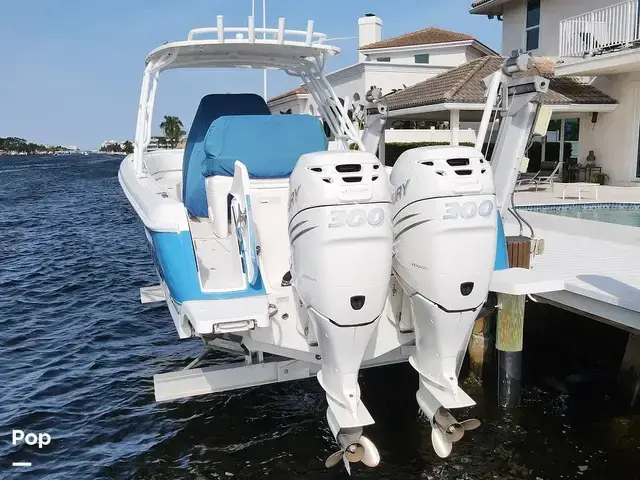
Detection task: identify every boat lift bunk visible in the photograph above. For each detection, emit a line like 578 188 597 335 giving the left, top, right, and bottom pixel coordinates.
121 16 564 474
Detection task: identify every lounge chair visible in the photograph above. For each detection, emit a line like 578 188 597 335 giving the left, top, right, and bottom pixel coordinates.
516 171 540 190
534 161 561 191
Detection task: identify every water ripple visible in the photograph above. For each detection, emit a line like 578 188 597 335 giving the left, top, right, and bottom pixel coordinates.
1 155 640 479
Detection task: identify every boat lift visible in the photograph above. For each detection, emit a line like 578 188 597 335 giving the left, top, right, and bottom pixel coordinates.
143 48 562 403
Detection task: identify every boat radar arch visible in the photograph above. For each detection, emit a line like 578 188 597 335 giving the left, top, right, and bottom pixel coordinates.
144 15 341 72
133 16 367 174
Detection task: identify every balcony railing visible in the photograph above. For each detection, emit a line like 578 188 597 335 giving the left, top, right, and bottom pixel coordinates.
559 0 640 58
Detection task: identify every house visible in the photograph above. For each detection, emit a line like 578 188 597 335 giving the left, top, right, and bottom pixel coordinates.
382 56 617 165
470 0 640 185
148 136 181 151
267 14 498 144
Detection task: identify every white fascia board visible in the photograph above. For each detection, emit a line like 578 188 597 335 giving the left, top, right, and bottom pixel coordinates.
387 102 485 117
360 40 474 56
267 94 309 108
471 40 500 56
364 63 451 75
547 103 618 113
445 102 487 111
387 102 617 118
325 63 365 83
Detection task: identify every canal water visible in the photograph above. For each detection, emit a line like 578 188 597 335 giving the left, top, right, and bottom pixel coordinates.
1 154 639 479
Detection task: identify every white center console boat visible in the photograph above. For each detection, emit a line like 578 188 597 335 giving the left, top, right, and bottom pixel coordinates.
119 17 564 474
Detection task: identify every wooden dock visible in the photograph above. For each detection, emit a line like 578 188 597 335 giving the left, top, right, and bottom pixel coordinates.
504 208 640 333
485 188 640 406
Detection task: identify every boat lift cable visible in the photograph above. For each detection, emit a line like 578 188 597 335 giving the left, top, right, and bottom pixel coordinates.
507 206 524 237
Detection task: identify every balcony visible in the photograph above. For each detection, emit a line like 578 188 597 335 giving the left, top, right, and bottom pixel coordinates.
557 0 640 77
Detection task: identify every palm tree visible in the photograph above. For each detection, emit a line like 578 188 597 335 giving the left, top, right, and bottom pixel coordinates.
159 115 186 148
122 140 134 154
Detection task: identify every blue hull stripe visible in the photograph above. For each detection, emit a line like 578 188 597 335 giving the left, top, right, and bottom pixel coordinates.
147 229 265 304
146 214 506 304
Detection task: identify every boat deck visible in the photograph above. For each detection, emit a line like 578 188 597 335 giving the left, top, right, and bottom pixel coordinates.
506 185 640 332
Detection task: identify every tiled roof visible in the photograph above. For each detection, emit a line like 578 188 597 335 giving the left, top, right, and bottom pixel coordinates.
382 56 617 111
472 0 493 6
267 86 308 103
359 27 475 50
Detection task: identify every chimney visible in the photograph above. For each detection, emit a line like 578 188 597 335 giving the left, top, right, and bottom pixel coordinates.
358 14 382 62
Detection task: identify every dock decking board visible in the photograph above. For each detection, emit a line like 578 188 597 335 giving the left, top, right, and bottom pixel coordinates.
504 208 640 331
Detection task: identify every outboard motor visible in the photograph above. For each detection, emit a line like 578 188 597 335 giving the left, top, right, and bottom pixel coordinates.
288 150 391 473
390 145 497 458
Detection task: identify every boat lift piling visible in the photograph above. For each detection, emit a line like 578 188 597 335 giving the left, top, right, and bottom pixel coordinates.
618 332 640 407
468 308 496 384
496 236 532 408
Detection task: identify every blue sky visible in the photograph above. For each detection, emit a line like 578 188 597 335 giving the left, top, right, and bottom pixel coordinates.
0 0 500 149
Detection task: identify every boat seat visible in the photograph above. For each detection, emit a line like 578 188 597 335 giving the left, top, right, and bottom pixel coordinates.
198 114 327 234
182 93 271 218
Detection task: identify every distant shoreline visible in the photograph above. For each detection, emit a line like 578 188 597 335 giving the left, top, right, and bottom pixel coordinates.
0 151 83 156
0 151 125 157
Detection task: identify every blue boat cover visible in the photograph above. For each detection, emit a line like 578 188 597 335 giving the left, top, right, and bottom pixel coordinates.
182 94 271 217
185 114 327 217
203 115 328 177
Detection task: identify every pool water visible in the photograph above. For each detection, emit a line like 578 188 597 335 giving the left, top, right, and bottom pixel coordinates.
531 205 640 228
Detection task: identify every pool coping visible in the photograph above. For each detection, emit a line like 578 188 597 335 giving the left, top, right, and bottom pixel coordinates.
519 202 640 211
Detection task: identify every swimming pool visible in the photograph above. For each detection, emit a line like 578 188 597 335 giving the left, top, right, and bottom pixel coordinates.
522 203 640 228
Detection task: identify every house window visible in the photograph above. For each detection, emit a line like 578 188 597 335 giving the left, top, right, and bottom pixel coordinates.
525 0 540 51
564 117 580 160
376 57 391 62
414 54 430 64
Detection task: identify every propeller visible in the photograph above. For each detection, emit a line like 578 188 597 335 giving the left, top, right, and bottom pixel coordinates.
325 436 380 474
358 435 380 467
431 428 453 459
430 408 481 458
325 444 364 467
460 419 481 431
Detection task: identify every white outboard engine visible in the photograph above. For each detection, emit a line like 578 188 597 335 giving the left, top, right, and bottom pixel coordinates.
288 150 391 473
390 145 497 458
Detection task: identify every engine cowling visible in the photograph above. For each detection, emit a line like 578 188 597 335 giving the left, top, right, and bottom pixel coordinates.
288 151 392 328
391 145 497 311
390 145 497 399
288 150 392 421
